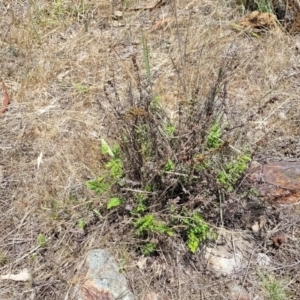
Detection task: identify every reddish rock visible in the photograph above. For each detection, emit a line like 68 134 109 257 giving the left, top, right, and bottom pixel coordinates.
247 161 300 203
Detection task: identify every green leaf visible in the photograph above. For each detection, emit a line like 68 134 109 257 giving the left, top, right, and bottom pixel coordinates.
217 154 251 191
142 242 157 256
105 158 123 178
142 31 151 82
38 234 47 247
207 119 222 150
163 159 175 171
101 139 114 157
183 213 211 253
134 215 154 235
86 176 110 195
107 197 122 209
77 218 85 229
187 232 199 253
134 215 173 236
163 123 175 136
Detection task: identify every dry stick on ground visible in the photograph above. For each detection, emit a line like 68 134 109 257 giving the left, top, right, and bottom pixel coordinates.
128 0 169 11
238 244 262 300
171 0 187 98
0 80 10 114
149 18 175 32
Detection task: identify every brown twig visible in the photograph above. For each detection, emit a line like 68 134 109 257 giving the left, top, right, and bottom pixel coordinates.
0 80 10 114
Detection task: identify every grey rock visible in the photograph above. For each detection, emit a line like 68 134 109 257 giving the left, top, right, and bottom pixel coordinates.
228 284 251 300
255 253 271 267
205 246 244 276
204 229 253 276
73 249 134 300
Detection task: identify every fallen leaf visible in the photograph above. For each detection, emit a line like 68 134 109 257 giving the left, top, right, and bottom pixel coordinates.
252 221 260 233
136 257 147 269
272 235 286 248
0 80 10 115
1 269 31 282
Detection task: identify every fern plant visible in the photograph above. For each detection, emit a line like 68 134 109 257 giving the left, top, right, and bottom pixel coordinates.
182 213 212 253
132 192 148 214
218 154 251 191
134 214 174 237
86 175 110 195
86 139 123 210
141 242 157 256
107 197 122 209
207 118 222 150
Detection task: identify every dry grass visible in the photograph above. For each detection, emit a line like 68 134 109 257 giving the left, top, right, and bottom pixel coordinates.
1 0 300 299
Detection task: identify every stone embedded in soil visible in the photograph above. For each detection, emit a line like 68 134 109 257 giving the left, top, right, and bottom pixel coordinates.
205 246 244 276
204 230 253 276
246 161 300 203
256 253 271 267
73 249 134 300
228 284 251 300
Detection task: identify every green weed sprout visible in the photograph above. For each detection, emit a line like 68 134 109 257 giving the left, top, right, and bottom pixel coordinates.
77 218 85 230
142 242 157 256
164 159 175 171
86 176 110 195
0 253 7 266
107 197 122 209
262 274 288 300
134 214 173 236
183 213 211 253
207 119 222 150
132 192 148 214
38 234 47 247
142 31 151 82
218 154 251 191
254 0 273 13
86 139 123 204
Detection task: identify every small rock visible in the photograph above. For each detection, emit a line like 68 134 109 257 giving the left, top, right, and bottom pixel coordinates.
205 246 244 276
228 284 250 300
146 292 158 300
256 253 271 267
73 249 134 300
204 231 253 276
252 221 260 233
114 11 123 17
